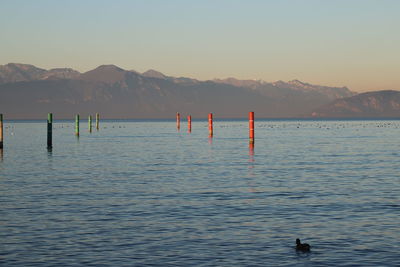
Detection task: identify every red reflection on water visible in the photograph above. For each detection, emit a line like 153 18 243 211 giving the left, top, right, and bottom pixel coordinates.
249 143 255 161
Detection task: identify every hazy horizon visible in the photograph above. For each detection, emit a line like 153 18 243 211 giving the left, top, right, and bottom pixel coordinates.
1 0 400 93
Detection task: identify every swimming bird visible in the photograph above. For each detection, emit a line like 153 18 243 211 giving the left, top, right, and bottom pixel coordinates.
296 238 311 252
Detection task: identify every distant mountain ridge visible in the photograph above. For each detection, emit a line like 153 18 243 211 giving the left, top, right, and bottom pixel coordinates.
0 63 80 83
214 77 353 101
310 90 400 118
2 62 392 119
142 69 168 79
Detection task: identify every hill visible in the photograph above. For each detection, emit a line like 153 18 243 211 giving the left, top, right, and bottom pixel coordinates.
310 90 400 118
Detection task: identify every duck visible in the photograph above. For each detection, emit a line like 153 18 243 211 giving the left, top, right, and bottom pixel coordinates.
296 238 311 252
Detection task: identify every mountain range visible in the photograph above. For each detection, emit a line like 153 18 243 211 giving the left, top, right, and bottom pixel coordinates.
310 90 400 118
0 63 398 119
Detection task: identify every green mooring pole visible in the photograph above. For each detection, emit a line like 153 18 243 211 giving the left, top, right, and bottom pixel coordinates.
75 114 80 136
0 114 3 149
96 113 99 131
88 115 92 133
47 113 53 149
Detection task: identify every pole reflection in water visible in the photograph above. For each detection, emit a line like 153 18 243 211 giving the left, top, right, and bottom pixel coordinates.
0 148 3 162
249 143 255 162
247 142 257 195
46 147 54 171
207 136 214 163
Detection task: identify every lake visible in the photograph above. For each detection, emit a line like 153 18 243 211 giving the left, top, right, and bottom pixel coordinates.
1 119 399 266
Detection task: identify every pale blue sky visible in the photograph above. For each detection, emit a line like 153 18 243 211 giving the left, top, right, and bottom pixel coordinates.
1 0 399 92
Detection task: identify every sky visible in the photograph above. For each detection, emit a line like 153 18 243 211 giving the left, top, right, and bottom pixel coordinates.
1 0 399 92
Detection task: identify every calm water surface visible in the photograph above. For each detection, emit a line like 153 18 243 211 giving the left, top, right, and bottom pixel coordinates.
1 120 399 266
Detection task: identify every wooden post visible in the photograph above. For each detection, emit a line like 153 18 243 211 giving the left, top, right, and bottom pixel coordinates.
176 112 180 130
96 113 99 131
88 115 92 133
249 111 254 144
188 115 192 133
47 113 53 149
75 114 80 136
0 114 3 149
208 113 213 137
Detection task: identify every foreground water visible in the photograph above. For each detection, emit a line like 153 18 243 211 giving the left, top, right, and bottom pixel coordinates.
1 119 399 266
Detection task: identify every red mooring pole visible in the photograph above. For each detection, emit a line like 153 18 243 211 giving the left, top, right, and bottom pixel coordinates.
188 115 192 133
176 112 180 130
208 113 213 137
249 111 254 144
